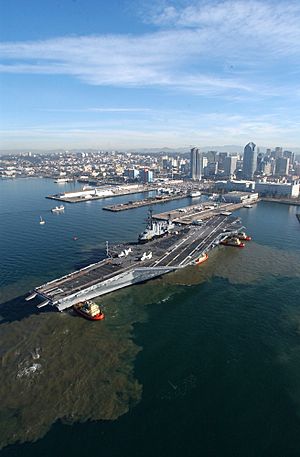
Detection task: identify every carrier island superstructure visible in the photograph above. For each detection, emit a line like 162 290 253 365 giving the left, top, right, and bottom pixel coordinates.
26 213 244 311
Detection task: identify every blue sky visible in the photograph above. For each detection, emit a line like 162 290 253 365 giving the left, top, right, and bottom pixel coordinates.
0 0 300 150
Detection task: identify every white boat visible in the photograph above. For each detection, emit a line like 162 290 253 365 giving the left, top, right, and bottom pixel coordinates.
54 178 69 183
39 216 45 225
51 205 65 213
243 204 253 208
189 191 201 198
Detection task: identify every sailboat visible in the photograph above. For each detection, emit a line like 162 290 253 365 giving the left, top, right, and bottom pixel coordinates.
39 216 45 225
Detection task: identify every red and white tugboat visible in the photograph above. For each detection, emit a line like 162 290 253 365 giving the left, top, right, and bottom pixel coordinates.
195 252 208 265
73 301 105 321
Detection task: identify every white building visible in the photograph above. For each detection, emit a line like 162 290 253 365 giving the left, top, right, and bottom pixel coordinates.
223 191 259 204
215 180 255 192
256 180 299 198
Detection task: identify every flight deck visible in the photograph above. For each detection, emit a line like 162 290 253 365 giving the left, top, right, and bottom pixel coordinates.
27 214 244 311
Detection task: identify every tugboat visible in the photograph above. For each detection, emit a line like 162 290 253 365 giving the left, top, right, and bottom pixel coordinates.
73 301 105 321
237 231 252 241
195 252 208 265
220 236 245 248
138 209 175 243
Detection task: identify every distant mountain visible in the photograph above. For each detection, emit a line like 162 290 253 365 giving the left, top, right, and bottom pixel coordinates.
1 145 300 155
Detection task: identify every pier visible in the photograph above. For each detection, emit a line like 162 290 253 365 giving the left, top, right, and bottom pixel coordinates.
46 184 156 203
152 201 255 225
103 193 188 211
261 197 300 206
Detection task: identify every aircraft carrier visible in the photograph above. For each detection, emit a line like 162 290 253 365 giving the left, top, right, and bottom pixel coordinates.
26 214 244 311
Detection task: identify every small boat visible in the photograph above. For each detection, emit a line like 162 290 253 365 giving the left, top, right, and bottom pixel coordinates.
296 214 300 223
243 204 253 208
37 300 49 308
220 236 245 248
195 252 208 265
51 205 65 213
54 178 69 183
189 191 201 198
39 216 45 225
73 301 105 321
25 291 37 301
238 231 252 241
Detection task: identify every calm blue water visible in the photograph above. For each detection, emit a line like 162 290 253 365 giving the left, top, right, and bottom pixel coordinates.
0 179 300 456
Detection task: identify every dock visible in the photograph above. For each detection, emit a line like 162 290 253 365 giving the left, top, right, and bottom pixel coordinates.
46 184 156 203
261 198 300 206
103 193 188 211
152 201 254 225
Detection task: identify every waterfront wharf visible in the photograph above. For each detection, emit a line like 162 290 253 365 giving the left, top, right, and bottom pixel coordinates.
102 193 188 211
153 201 255 225
46 185 156 203
261 198 300 206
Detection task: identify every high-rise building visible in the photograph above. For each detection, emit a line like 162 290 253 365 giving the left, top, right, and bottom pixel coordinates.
224 156 238 177
242 142 257 179
283 150 294 165
139 168 153 183
275 157 289 176
204 162 218 177
217 152 228 170
190 148 202 180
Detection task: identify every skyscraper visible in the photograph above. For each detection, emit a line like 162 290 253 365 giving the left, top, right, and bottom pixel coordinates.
224 155 238 177
242 142 257 179
275 157 289 176
190 148 202 180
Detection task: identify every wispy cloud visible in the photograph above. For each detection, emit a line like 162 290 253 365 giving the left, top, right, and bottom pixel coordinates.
1 1 299 98
1 110 300 149
40 107 152 113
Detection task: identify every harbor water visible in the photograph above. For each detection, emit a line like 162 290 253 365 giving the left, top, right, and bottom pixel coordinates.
0 178 300 456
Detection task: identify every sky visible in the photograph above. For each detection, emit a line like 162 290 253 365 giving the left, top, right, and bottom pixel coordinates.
0 0 300 151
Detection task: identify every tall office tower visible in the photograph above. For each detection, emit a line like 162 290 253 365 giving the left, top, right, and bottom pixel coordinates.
202 156 208 169
204 162 218 177
242 142 257 179
275 157 290 176
256 153 264 173
190 147 202 180
206 150 217 162
224 155 238 176
271 147 283 159
283 150 295 165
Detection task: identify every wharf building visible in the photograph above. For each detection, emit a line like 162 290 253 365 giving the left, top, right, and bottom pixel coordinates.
255 180 299 198
242 142 257 179
223 191 259 204
215 179 300 198
190 148 202 180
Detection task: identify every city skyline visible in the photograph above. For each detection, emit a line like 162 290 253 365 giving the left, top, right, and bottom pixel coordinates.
1 0 300 149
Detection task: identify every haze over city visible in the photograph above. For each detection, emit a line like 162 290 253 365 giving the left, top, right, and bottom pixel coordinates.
1 0 300 149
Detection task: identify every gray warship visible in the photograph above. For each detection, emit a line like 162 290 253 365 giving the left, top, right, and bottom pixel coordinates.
26 213 244 311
